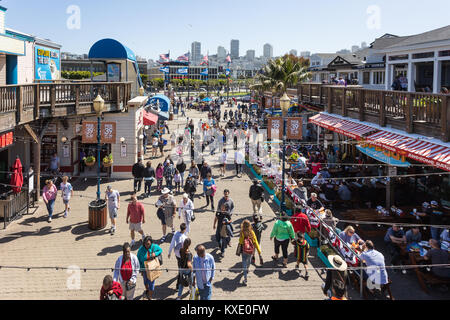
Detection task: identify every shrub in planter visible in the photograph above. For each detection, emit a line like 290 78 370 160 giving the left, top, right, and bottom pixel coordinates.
252 164 261 176
263 176 275 190
103 154 113 167
84 156 96 167
308 229 320 239
319 245 335 257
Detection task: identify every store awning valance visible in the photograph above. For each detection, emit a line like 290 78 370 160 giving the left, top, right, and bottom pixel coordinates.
158 111 169 121
366 131 450 172
309 113 377 140
143 111 158 126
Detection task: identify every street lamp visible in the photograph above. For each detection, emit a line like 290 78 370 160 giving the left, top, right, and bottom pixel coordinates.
93 94 105 201
279 92 291 216
139 86 145 96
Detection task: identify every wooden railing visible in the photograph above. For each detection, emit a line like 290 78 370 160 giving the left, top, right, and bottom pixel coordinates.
0 82 132 132
296 83 450 142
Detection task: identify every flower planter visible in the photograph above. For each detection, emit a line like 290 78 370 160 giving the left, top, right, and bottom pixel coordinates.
261 181 275 195
85 161 96 167
305 232 319 247
317 247 333 268
103 162 113 168
249 164 262 180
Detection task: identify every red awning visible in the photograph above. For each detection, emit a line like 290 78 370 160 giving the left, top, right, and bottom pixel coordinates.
366 131 450 172
309 114 377 140
143 111 158 126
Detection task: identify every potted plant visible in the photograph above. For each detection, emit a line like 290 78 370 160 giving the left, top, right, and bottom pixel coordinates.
103 154 113 168
84 156 96 167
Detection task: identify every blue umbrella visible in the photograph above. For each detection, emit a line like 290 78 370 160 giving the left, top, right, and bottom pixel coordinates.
202 97 212 102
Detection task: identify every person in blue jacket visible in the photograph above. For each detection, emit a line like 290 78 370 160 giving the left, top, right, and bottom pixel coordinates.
137 236 163 300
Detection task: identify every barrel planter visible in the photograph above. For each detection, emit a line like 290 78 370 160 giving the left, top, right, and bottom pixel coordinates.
88 199 107 230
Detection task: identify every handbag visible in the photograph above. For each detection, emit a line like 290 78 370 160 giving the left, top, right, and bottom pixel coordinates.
126 281 136 291
180 272 190 287
144 258 162 282
206 188 214 196
236 243 242 256
190 212 196 222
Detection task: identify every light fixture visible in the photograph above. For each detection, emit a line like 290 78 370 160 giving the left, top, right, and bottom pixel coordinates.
120 137 126 143
145 126 149 130
61 136 68 143
93 95 105 116
139 134 144 140
139 87 145 96
280 92 291 117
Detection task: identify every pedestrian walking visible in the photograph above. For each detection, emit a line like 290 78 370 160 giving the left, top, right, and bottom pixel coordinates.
200 161 212 183
178 194 195 235
214 190 235 256
113 243 140 300
126 193 146 247
158 136 165 157
137 236 163 300
174 169 182 193
252 214 266 263
189 161 200 185
155 188 177 242
176 238 193 300
42 179 57 223
193 245 215 300
293 233 310 279
164 160 175 191
60 176 73 218
132 158 145 193
105 186 120 235
203 173 216 211
176 158 187 187
155 163 164 192
234 149 245 177
168 223 188 267
237 220 263 286
184 174 197 203
143 161 155 197
219 148 227 177
270 213 295 268
249 179 264 215
100 275 123 300
322 255 349 300
152 136 159 158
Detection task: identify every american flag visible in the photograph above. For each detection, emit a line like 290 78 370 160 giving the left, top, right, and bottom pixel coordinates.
177 52 190 62
226 55 232 63
159 53 170 62
200 55 209 65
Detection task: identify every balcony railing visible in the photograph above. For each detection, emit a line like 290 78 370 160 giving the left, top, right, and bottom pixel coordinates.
0 82 132 132
296 83 450 142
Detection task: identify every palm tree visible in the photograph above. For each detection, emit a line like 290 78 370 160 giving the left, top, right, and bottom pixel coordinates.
251 56 311 94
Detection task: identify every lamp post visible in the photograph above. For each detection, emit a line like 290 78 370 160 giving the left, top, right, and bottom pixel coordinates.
279 92 291 215
93 95 105 201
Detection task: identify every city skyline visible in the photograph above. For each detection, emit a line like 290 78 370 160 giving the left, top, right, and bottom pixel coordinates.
2 0 450 61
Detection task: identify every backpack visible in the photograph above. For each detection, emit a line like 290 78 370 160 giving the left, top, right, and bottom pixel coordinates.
243 236 255 255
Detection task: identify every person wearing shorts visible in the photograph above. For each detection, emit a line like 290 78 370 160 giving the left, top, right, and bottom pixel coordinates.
60 176 73 218
126 194 145 247
105 186 120 235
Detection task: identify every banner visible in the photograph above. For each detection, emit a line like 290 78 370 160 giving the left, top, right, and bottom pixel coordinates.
201 68 209 76
287 118 303 140
82 122 116 144
268 118 283 140
159 67 169 73
177 67 188 75
265 98 272 108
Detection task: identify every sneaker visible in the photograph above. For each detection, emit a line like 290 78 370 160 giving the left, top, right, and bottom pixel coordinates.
243 279 248 286
176 297 181 300
131 240 136 247
305 271 309 280
111 229 115 236
161 235 166 242
48 217 52 223
63 211 68 218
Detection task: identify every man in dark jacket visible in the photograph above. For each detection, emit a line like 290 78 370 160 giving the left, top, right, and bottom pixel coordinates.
176 159 187 187
143 161 156 197
184 174 197 203
200 161 212 182
132 158 145 193
249 179 264 215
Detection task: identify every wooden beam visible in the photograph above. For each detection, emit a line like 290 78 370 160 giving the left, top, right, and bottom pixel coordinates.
24 124 40 144
406 93 414 133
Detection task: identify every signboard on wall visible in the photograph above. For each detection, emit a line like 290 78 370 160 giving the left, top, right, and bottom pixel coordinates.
107 63 121 82
35 45 61 81
82 121 117 144
287 118 303 140
266 98 272 108
268 117 283 140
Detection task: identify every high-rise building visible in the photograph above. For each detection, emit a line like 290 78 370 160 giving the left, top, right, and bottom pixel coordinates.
289 49 298 56
230 39 239 59
191 41 201 63
263 43 273 59
351 45 360 53
300 51 311 57
217 46 226 59
246 50 255 61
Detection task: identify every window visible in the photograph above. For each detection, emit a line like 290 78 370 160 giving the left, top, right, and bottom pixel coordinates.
412 52 434 59
439 50 450 57
373 71 385 84
389 54 408 61
363 72 370 84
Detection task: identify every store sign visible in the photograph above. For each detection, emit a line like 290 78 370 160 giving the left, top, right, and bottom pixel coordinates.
287 118 303 140
35 45 61 81
0 34 25 56
82 121 117 144
0 131 14 149
136 108 144 131
107 63 121 82
266 98 272 108
357 143 410 167
268 118 283 139
74 124 83 136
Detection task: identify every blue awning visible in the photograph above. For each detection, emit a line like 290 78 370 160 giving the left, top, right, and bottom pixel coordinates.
158 111 169 121
146 94 171 112
88 39 137 61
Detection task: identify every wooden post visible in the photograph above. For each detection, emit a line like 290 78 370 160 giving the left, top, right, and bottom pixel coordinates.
327 87 332 113
75 85 80 114
342 88 347 117
34 84 40 120
50 85 56 116
116 85 121 109
359 90 365 121
309 84 312 103
16 86 23 124
441 95 449 142
319 85 323 105
24 124 41 202
379 91 386 127
406 93 414 133
299 85 303 103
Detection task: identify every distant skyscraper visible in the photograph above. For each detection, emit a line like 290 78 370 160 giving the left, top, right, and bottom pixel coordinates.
191 41 201 63
361 42 368 49
351 45 360 53
263 43 273 59
230 39 239 59
300 51 311 57
217 46 226 59
289 49 298 56
246 50 255 61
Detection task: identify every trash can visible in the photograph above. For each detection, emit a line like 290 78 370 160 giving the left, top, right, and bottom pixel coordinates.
169 112 174 121
88 199 107 230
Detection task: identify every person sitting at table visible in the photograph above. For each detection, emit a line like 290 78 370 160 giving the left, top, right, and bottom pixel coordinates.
323 209 340 233
359 240 390 296
321 180 337 202
405 227 422 244
337 182 352 201
311 172 324 188
307 193 325 212
293 180 308 201
441 228 450 244
339 226 362 246
384 225 406 269
310 158 322 176
285 175 298 189
320 167 331 179
423 239 450 279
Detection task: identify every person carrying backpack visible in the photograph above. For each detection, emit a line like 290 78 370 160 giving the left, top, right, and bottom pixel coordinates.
237 220 263 286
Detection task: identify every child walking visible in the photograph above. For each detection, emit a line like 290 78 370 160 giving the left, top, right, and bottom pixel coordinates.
156 163 164 192
174 169 182 193
294 232 310 280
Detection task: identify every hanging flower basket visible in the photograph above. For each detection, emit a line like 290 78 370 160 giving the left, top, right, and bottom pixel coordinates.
84 156 96 167
103 154 113 168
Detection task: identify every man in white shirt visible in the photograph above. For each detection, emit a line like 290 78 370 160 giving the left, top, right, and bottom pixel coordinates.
105 186 120 235
234 149 245 178
60 176 73 218
178 194 195 235
168 223 188 266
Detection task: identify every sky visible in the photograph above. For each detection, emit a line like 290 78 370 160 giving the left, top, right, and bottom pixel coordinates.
3 0 450 60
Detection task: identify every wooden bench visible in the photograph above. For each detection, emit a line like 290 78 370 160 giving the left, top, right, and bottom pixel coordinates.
409 252 450 293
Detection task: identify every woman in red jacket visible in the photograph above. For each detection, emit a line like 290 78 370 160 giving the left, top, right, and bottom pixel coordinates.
100 275 123 300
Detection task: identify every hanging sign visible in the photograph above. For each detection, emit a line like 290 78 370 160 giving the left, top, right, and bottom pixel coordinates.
357 144 410 167
82 122 117 144
121 144 127 158
268 117 283 140
287 117 303 140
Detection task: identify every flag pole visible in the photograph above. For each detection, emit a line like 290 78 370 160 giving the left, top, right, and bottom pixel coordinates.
188 51 191 102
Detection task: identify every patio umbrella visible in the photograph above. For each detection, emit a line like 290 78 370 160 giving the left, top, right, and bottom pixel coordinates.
10 157 23 194
202 97 212 102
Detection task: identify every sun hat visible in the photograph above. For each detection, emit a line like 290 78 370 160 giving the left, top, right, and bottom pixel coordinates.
161 188 171 195
183 193 189 199
328 255 348 272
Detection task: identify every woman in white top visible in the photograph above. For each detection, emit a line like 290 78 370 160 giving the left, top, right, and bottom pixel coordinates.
220 148 227 177
60 176 74 218
178 194 195 235
152 136 159 158
113 242 140 300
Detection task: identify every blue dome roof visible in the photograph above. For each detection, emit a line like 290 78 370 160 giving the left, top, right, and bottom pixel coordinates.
88 39 137 61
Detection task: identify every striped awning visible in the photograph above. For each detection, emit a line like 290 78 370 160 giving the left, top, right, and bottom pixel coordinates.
366 131 450 172
309 113 377 140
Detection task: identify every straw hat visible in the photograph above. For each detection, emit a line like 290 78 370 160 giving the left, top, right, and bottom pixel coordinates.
161 188 171 195
328 255 348 272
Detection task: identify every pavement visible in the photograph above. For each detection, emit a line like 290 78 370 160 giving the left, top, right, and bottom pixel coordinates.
0 104 447 300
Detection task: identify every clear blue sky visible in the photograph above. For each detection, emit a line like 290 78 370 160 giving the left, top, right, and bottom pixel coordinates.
3 0 450 60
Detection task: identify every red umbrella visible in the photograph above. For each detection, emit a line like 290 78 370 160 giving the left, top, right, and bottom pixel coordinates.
10 157 23 194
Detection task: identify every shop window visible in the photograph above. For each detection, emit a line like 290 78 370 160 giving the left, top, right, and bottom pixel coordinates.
439 50 450 57
373 71 385 85
363 72 370 84
412 52 434 59
389 54 408 61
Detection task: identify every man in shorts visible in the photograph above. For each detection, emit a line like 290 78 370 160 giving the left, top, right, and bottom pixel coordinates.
155 188 177 242
105 186 120 235
126 193 145 247
60 176 74 218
